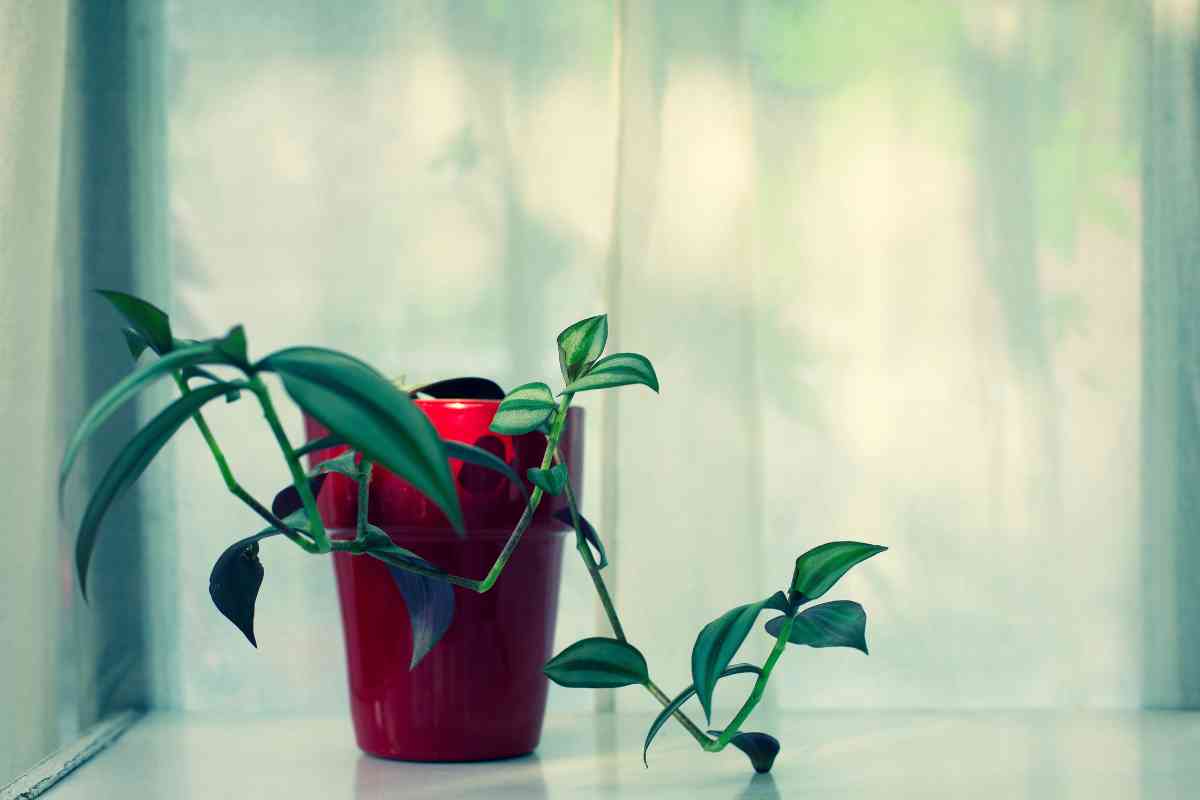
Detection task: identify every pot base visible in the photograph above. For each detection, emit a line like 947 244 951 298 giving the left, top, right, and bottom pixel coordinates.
357 745 537 763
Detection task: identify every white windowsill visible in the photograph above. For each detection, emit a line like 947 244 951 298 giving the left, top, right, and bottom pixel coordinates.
39 709 1200 798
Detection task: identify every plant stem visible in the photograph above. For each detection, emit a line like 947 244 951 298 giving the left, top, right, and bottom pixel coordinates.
355 458 373 541
172 372 318 552
248 375 330 553
556 449 713 748
557 451 625 641
469 393 572 592
348 394 573 593
703 616 794 752
643 678 713 748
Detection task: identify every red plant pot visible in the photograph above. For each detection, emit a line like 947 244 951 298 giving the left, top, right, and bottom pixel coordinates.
304 400 582 762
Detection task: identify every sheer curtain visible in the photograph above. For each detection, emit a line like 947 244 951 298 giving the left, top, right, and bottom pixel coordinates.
2 0 175 785
1 2 74 783
127 0 1195 715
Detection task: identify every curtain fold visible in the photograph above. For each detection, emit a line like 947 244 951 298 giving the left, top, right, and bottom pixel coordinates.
41 0 1196 715
1 0 75 785
1141 0 1200 709
1 0 166 784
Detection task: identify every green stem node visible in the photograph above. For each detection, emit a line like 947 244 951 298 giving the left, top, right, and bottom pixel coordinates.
704 616 794 751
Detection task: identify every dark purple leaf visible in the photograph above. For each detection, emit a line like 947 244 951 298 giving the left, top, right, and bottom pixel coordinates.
553 507 607 569
270 473 328 519
410 377 504 400
708 731 781 774
209 530 282 647
388 553 456 669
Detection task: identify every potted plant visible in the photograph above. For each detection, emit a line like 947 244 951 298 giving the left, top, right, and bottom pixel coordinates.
303 393 583 761
63 291 886 774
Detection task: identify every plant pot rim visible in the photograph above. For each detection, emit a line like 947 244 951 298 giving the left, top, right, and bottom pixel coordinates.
330 526 569 543
409 397 584 419
411 397 503 407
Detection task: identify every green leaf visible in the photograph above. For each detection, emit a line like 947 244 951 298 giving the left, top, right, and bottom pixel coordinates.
76 382 233 599
215 324 249 367
270 474 329 519
358 524 392 551
181 364 242 406
691 594 781 722
557 314 608 383
764 600 869 654
96 290 174 355
526 463 567 496
294 434 344 459
764 590 789 613
258 347 464 534
209 528 281 647
488 382 556 435
59 342 221 511
277 507 313 533
410 377 504 400
706 730 781 774
309 449 360 479
643 663 761 766
790 541 887 604
444 439 528 503
552 507 607 569
543 637 649 688
562 353 659 394
122 328 149 361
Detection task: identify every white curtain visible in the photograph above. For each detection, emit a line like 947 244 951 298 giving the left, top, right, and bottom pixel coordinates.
0 1 74 783
134 0 1196 716
2 0 171 784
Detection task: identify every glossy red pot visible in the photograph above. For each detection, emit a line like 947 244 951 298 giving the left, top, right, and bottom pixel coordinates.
304 400 582 762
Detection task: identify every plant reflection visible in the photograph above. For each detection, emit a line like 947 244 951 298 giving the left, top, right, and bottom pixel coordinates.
353 752 548 800
738 772 781 800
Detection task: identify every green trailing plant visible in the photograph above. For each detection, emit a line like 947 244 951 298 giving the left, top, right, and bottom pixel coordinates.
63 293 886 774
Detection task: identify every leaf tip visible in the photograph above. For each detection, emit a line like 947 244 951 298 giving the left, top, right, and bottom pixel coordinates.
75 537 91 603
210 536 268 649
723 732 781 774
